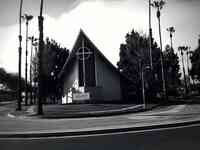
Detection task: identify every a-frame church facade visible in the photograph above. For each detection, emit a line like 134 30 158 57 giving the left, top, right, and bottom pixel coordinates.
58 30 134 104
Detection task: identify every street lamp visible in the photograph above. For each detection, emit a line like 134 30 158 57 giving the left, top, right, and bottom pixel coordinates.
178 46 189 95
22 14 33 106
132 48 148 110
17 0 23 111
28 36 38 105
140 60 150 110
167 26 175 50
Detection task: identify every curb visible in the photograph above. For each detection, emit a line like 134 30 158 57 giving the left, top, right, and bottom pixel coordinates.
41 105 145 119
0 119 200 138
7 104 147 119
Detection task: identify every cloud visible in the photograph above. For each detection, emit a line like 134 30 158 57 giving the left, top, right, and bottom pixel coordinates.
0 0 199 74
0 0 128 26
176 0 200 2
0 0 145 73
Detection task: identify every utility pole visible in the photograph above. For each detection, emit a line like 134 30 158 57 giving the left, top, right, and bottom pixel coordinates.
29 36 33 105
23 14 33 106
134 48 146 110
38 0 44 115
140 60 146 110
17 0 23 111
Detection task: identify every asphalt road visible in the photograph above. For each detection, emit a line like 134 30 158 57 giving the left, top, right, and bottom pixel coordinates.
1 123 200 150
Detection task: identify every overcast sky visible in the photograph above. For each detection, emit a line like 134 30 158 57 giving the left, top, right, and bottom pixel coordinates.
0 0 200 76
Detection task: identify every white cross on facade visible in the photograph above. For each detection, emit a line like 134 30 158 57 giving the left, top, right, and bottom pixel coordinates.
76 39 93 88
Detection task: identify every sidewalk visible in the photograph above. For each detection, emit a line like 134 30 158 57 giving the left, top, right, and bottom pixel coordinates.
1 102 200 138
41 104 146 118
8 103 158 118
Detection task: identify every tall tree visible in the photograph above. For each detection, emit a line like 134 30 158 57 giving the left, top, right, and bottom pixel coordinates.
163 45 181 95
42 38 69 103
0 68 26 92
190 36 200 82
117 29 162 103
17 0 23 111
152 0 167 99
37 0 44 115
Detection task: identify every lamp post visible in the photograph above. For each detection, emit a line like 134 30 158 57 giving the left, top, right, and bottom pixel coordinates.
133 48 147 110
38 0 44 115
17 0 23 111
167 26 175 50
178 46 188 94
152 0 167 100
139 59 145 109
28 36 38 105
140 60 150 110
23 14 33 106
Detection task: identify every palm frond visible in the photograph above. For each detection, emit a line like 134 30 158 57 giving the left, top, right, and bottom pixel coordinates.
152 0 166 9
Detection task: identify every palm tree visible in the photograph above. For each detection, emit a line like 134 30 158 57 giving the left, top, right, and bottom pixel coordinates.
178 46 188 94
38 0 44 115
17 0 23 111
152 0 166 99
167 26 175 50
149 0 153 70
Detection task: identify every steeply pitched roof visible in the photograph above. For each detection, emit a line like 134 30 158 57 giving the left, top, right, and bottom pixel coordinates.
58 29 120 79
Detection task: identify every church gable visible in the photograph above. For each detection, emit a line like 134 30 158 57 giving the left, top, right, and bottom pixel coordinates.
59 29 125 103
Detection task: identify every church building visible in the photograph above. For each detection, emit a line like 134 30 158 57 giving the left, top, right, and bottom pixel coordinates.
58 30 135 104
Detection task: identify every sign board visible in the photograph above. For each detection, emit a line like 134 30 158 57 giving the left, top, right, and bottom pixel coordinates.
73 92 90 101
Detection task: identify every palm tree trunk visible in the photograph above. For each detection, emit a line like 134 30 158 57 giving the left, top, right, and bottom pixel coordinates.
30 39 33 105
149 0 153 70
170 33 173 50
158 13 167 100
25 20 29 106
17 0 23 111
38 0 44 115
